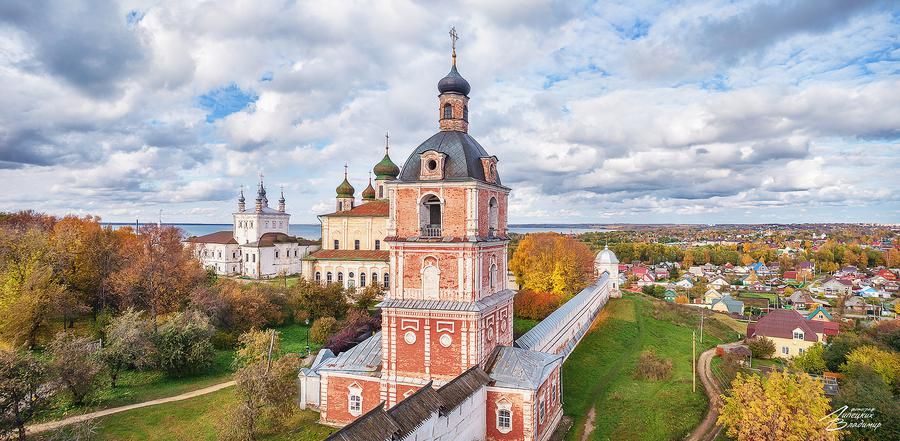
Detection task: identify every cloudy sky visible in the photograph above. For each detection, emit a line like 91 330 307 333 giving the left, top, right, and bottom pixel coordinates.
1 0 898 225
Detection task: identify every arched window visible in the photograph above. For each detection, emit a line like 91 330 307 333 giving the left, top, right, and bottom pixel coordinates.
490 263 497 291
423 263 439 300
326 272 333 284
360 272 366 287
443 103 452 119
463 105 468 121
315 272 321 283
348 384 362 416
354 240 360 250
420 194 442 237
337 272 344 284
378 185 383 198
372 272 379 287
333 240 339 250
488 197 499 237
496 404 512 434
383 272 390 288
348 272 355 289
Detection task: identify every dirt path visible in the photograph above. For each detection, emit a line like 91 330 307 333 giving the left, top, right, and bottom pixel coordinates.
685 347 728 441
580 406 597 441
26 380 236 435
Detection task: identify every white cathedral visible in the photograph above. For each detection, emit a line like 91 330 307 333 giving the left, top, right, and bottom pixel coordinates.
185 178 319 278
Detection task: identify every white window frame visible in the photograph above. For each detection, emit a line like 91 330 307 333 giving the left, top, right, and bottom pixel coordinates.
782 346 789 355
348 384 362 416
496 401 512 434
792 328 804 340
539 394 545 423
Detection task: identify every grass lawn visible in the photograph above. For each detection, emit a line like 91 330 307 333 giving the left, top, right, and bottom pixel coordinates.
514 317 540 339
34 387 335 441
563 293 736 441
35 322 316 423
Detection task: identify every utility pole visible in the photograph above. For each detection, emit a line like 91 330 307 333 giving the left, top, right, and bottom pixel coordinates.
265 329 276 374
699 308 705 344
692 330 697 393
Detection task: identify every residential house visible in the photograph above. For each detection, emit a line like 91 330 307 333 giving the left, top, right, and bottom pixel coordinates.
711 295 744 315
748 262 768 275
664 289 677 302
742 271 760 286
688 266 704 277
786 290 817 311
798 261 815 280
675 278 694 289
704 288 724 304
747 310 839 358
636 272 656 287
783 271 798 282
709 276 730 290
806 306 832 322
843 296 868 316
874 268 897 281
822 278 852 297
654 267 670 280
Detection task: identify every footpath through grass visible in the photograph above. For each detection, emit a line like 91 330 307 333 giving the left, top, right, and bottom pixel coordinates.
32 387 335 441
34 322 318 423
563 293 737 441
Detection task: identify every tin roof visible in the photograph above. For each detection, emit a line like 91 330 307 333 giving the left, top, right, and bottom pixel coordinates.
317 332 382 374
515 274 608 351
325 402 397 441
397 131 502 185
485 346 562 390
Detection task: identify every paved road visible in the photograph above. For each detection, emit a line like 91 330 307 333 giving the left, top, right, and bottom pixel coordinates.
26 380 236 434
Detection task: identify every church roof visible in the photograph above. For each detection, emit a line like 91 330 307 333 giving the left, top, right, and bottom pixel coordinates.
485 346 562 390
317 331 382 374
243 232 318 248
397 131 502 185
336 176 355 198
185 230 236 244
322 200 389 217
373 153 400 180
303 249 389 262
361 181 376 200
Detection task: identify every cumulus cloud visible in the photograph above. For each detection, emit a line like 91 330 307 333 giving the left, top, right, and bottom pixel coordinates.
0 0 897 224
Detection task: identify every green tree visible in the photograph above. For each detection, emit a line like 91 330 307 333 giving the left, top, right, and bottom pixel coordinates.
220 354 301 441
747 336 775 359
48 332 102 406
154 310 215 377
718 371 838 441
0 350 54 441
792 343 826 375
99 308 156 388
832 366 900 441
841 345 900 390
823 333 865 372
310 317 338 345
233 329 280 369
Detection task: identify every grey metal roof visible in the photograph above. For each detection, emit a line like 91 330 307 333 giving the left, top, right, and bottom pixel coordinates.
486 346 562 390
317 332 382 375
378 289 515 313
435 366 492 414
712 295 744 314
515 274 609 351
397 131 501 185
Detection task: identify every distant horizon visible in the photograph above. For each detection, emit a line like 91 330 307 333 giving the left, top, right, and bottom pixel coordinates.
100 220 898 227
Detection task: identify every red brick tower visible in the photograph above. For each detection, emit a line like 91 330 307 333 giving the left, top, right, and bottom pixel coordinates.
379 34 514 407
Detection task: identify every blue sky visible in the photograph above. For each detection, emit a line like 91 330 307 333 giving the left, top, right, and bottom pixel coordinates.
0 0 898 224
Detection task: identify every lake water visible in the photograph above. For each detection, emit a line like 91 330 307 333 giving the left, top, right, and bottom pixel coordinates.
105 223 609 240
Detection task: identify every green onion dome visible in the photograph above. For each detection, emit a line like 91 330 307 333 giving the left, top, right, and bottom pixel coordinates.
362 180 376 200
374 153 400 180
336 176 355 198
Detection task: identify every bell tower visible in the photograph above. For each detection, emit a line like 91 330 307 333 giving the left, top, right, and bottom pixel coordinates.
379 28 514 407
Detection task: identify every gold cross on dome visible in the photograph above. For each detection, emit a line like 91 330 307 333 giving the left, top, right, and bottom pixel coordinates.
449 27 458 65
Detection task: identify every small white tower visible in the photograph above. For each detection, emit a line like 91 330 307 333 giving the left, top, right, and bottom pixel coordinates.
595 245 620 297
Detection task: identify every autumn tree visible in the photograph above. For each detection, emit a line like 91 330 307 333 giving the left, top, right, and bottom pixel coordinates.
220 332 300 441
841 345 900 390
99 309 156 388
47 332 103 406
110 225 205 326
0 227 65 348
718 371 838 441
219 282 283 334
509 233 594 296
747 336 775 359
288 280 348 321
309 317 338 345
0 350 54 441
233 329 280 369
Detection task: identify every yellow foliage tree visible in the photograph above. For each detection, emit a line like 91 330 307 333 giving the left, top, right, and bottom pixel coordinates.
509 233 594 297
842 345 900 388
674 294 689 304
718 371 839 441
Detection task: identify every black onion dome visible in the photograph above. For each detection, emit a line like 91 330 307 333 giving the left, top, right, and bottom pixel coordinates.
437 65 471 96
